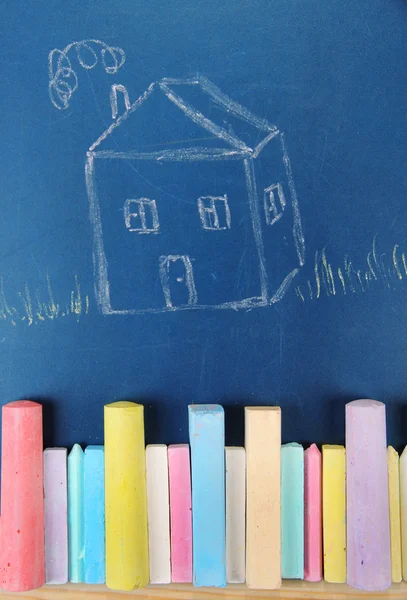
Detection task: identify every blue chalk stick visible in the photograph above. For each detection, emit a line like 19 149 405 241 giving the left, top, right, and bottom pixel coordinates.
84 446 105 584
68 444 85 582
188 405 226 587
281 442 304 579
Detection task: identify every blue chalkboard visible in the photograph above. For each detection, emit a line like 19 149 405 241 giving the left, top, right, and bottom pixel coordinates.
1 0 407 449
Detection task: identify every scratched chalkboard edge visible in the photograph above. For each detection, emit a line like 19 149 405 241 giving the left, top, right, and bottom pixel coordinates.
5 582 406 599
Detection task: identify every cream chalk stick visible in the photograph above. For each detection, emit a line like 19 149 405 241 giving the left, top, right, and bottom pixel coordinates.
400 446 407 581
245 407 281 590
388 446 402 583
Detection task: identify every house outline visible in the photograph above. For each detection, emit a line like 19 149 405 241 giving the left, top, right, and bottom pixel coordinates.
85 75 305 315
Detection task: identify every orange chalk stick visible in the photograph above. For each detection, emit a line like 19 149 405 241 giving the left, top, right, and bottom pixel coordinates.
0 400 45 591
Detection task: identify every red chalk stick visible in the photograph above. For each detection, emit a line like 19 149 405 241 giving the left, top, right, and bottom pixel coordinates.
304 444 322 581
0 400 45 591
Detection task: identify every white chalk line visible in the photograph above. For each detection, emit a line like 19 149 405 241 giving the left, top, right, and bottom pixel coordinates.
159 255 198 308
197 195 231 231
89 148 250 161
49 39 126 111
86 76 305 314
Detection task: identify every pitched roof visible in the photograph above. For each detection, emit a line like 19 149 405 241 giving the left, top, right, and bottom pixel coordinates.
89 76 279 157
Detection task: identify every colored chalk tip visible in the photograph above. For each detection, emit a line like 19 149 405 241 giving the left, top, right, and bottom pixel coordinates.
105 400 138 408
189 403 224 415
347 399 384 410
69 443 83 460
5 399 41 409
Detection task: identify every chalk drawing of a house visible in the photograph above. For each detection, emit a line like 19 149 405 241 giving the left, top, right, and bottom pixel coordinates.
86 76 305 314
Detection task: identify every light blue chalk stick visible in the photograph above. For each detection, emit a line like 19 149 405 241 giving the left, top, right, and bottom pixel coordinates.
68 444 85 583
84 446 105 584
281 442 304 579
188 404 226 587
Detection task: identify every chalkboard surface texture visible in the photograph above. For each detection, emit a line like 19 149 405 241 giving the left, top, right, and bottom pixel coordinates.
0 0 407 452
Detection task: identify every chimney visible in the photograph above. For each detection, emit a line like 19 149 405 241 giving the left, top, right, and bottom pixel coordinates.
110 84 130 120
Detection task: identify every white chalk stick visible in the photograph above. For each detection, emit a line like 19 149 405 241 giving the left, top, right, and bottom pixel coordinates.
146 444 171 584
44 448 68 584
226 447 246 583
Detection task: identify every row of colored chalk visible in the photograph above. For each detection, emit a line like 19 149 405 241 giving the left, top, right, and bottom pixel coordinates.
45 445 105 584
0 398 399 592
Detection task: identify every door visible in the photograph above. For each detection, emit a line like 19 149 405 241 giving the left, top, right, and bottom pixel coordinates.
159 255 198 309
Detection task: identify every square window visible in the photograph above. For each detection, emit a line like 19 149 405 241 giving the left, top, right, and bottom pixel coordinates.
197 195 231 231
264 183 286 226
124 198 160 234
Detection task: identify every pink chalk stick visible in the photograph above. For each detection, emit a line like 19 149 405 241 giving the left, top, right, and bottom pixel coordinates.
304 444 322 582
346 400 391 591
44 448 68 584
0 401 45 591
168 444 192 583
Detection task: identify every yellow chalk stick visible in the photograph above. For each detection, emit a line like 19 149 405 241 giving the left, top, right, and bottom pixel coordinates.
388 446 402 582
401 447 407 581
104 401 149 590
322 445 346 583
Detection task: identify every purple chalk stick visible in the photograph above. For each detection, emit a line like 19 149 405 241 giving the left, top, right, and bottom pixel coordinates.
346 400 391 591
44 448 68 584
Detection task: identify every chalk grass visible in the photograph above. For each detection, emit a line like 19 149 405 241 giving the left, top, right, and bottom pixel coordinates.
0 274 90 326
295 235 407 302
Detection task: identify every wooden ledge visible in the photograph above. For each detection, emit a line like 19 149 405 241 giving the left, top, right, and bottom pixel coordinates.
4 582 407 600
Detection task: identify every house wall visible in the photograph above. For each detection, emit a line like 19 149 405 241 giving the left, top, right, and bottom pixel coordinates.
254 133 305 301
92 157 264 311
